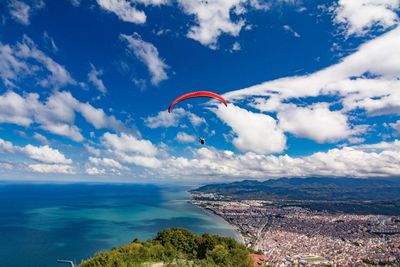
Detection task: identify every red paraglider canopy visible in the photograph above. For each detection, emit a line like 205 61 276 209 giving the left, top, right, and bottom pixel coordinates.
168 91 228 113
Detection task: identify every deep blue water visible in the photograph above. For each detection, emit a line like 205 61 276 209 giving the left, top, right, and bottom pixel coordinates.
0 183 237 267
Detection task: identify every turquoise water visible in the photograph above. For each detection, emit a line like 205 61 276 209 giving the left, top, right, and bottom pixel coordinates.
0 183 237 267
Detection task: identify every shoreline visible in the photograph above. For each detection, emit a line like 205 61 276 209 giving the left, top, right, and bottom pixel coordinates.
188 198 247 245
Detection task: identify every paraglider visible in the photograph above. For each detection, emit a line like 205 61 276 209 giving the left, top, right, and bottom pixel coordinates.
168 91 227 145
168 91 228 113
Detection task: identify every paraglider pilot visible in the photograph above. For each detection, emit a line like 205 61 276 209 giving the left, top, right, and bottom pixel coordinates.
168 91 228 146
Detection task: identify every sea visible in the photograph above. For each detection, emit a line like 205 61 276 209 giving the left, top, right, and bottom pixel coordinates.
0 183 238 267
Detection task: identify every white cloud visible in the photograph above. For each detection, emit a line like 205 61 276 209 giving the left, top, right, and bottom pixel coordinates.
101 132 157 156
16 35 75 88
0 138 15 153
0 42 30 87
175 132 196 143
188 112 207 127
29 164 75 174
33 133 49 144
144 109 184 128
88 64 107 94
213 104 287 154
0 91 124 142
85 167 106 175
84 144 101 156
224 26 400 101
283 24 300 38
89 156 124 169
277 103 351 143
8 0 45 25
249 0 270 10
117 154 161 168
41 124 83 142
0 138 72 165
177 0 246 49
43 31 58 53
69 0 82 7
390 120 400 135
144 108 206 128
0 35 74 88
121 33 168 85
157 140 400 179
8 1 30 25
219 26 400 148
21 144 72 164
134 0 169 5
96 0 146 24
231 41 241 51
100 132 161 168
78 102 124 131
176 0 288 48
334 0 400 36
0 91 35 126
352 139 400 152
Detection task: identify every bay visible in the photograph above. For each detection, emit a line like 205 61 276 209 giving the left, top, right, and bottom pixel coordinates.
0 183 238 267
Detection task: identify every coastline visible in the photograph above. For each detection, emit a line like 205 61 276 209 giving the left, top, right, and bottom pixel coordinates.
188 196 246 245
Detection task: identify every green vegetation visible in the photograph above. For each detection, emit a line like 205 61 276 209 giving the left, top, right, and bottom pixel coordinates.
80 228 255 267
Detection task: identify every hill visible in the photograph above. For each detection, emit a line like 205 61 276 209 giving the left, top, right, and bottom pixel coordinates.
192 177 400 215
193 177 400 201
79 228 256 267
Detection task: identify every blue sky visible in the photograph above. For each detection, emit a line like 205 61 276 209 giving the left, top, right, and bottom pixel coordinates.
0 0 399 182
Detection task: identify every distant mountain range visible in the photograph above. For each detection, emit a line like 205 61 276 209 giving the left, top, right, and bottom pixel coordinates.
193 177 400 202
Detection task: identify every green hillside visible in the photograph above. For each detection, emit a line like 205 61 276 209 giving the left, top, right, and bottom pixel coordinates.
80 228 255 267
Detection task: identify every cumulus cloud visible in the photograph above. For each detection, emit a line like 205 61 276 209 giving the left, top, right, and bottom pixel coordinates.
219 26 400 148
88 64 107 94
85 166 106 175
33 133 49 144
0 138 72 165
352 139 400 152
0 138 77 175
177 0 246 49
29 164 75 174
101 132 157 156
0 91 124 142
21 144 72 164
121 33 168 85
89 156 125 169
334 0 400 36
100 132 161 168
84 144 101 156
0 138 15 153
175 132 196 143
213 104 287 154
156 140 400 179
144 108 206 128
117 154 162 168
277 103 351 143
176 0 292 48
0 35 74 88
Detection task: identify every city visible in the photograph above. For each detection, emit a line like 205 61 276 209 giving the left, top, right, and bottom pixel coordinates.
192 193 400 266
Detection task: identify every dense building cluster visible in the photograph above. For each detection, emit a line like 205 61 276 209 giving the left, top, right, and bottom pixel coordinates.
191 193 400 266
